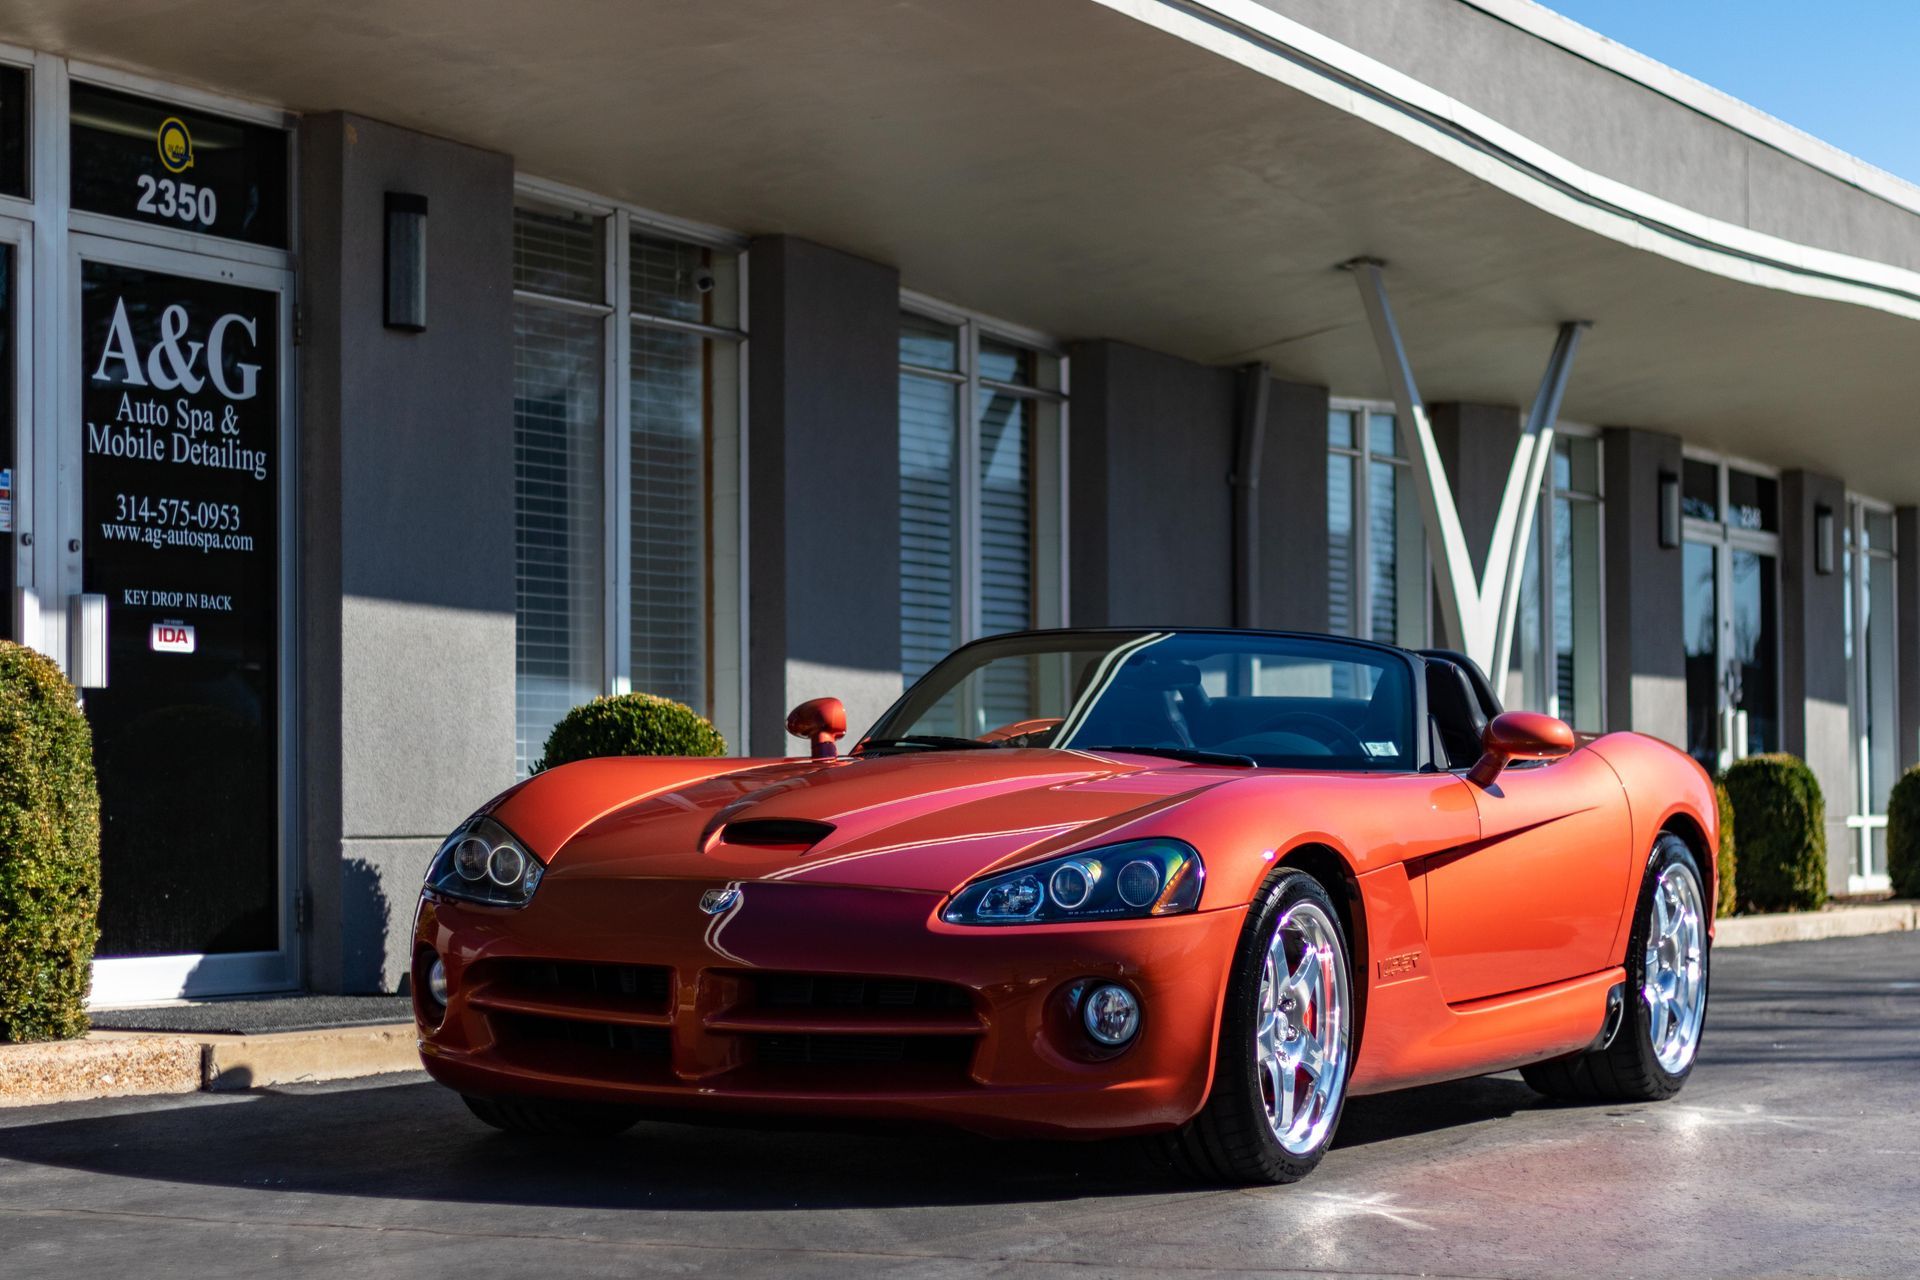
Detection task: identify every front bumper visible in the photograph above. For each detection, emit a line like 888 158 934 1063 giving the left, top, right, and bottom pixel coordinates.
413 877 1243 1138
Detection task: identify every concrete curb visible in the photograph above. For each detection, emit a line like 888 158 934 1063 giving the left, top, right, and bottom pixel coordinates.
2 1023 419 1108
1716 901 1919 948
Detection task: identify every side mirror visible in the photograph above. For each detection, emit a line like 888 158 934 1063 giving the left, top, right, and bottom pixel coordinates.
786 697 848 759
1466 711 1575 788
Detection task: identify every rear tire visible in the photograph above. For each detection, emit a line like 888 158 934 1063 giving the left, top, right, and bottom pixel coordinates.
462 1093 640 1138
1522 832 1709 1102
1157 869 1355 1184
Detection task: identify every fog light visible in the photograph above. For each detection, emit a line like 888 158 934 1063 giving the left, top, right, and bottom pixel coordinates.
1082 982 1141 1046
427 957 449 1007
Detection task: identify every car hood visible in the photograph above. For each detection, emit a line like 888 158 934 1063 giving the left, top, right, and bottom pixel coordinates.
487 749 1240 894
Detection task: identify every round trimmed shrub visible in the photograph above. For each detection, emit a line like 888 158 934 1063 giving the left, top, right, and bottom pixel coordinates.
1721 753 1826 913
535 693 726 772
1887 765 1920 899
1712 776 1738 918
0 642 101 1042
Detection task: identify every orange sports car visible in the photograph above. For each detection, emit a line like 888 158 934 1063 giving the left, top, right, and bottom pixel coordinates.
412 628 1716 1184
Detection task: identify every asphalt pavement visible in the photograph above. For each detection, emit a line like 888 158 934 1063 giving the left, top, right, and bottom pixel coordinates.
3 933 1917 1279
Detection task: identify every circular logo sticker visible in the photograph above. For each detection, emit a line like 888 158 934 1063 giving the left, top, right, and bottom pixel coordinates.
156 117 194 173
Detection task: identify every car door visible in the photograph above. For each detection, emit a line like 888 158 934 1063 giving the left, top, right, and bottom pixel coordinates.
1419 749 1634 1004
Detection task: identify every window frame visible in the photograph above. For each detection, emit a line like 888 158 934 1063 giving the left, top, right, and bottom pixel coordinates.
511 175 751 758
1517 424 1607 727
1327 396 1431 648
897 289 1069 671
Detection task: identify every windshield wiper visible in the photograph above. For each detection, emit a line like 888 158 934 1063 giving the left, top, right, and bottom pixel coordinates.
860 735 1002 753
1081 744 1257 768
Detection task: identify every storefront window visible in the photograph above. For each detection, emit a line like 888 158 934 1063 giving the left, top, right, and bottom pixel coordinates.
511 200 746 774
1515 435 1604 728
1327 402 1427 648
897 306 1064 721
1680 456 1781 771
1845 500 1898 888
0 63 25 199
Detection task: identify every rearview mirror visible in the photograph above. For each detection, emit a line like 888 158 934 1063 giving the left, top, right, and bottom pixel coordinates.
786 697 848 759
1466 711 1575 788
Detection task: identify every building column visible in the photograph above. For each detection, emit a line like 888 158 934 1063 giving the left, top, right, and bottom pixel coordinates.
746 236 901 755
1897 506 1920 775
298 114 518 992
1601 426 1686 745
1255 377 1332 633
1782 469 1851 894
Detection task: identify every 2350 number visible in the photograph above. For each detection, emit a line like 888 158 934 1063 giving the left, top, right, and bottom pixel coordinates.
134 175 218 229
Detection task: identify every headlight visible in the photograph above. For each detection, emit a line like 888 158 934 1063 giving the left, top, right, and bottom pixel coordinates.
423 816 543 908
943 838 1203 925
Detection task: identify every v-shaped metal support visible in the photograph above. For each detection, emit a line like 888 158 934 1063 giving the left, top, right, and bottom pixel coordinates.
1347 258 1587 687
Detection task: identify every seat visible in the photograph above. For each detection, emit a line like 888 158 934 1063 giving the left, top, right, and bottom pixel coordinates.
1424 657 1490 770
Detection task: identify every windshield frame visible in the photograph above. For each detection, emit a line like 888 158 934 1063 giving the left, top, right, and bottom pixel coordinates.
859 627 1434 773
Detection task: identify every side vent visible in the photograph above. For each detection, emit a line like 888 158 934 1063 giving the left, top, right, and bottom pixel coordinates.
719 818 835 851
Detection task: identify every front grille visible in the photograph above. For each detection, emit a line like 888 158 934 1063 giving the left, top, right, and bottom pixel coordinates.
753 1033 976 1068
493 1012 672 1058
746 973 973 1014
484 959 672 1011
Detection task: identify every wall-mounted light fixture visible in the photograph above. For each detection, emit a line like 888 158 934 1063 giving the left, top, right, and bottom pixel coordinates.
384 192 429 332
1815 504 1836 575
1658 470 1680 549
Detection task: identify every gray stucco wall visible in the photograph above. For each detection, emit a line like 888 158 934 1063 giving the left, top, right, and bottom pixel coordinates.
1601 426 1686 745
298 113 517 993
1780 470 1853 893
1264 0 1920 274
1256 377 1332 633
746 236 902 753
1067 341 1236 629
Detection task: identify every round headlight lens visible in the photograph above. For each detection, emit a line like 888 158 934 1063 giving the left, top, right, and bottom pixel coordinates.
487 842 527 887
1082 982 1141 1046
1048 861 1098 910
453 836 492 881
426 957 449 1006
1116 859 1162 908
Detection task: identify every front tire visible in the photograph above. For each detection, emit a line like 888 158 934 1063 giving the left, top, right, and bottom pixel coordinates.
1159 869 1355 1184
1522 832 1710 1102
462 1093 640 1138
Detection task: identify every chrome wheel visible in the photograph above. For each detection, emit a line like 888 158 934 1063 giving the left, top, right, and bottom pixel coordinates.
1255 900 1350 1155
1643 861 1707 1074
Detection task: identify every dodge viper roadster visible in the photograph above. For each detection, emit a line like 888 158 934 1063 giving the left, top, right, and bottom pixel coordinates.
413 628 1716 1183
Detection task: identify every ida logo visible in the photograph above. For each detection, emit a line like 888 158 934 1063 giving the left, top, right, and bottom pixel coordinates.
150 622 196 654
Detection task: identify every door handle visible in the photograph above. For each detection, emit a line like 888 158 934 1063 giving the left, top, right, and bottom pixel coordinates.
67 593 108 689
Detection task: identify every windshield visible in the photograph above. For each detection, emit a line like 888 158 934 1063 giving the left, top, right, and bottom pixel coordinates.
864 631 1416 771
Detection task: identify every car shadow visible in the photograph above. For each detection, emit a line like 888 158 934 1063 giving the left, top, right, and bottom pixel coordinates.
0 1072 1547 1212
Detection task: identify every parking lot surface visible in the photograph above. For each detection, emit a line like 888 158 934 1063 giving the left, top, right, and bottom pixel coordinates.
3 932 1917 1279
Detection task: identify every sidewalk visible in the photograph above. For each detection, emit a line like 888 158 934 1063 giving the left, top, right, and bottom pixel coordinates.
1715 898 1918 948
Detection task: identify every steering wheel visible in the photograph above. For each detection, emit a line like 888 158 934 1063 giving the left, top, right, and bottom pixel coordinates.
1254 712 1369 758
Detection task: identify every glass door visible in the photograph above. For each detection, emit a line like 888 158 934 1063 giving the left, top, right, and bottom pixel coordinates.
67 234 294 1002
1681 458 1781 772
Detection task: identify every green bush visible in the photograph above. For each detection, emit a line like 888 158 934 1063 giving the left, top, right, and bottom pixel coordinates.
0 642 102 1042
1712 777 1738 918
1721 753 1827 913
535 693 726 771
1887 765 1920 899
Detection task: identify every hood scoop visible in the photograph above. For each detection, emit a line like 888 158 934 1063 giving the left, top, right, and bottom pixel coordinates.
716 817 835 852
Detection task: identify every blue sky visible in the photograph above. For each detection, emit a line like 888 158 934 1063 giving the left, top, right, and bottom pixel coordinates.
1542 1 1920 184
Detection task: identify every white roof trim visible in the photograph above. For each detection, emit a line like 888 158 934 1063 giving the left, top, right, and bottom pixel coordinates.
1459 0 1920 220
1104 0 1920 325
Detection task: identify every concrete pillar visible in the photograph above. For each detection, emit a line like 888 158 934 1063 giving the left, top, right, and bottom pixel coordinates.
1781 469 1852 894
746 236 901 755
1256 377 1332 633
298 114 517 992
1067 341 1235 628
1427 401 1520 582
1601 426 1686 745
1897 506 1920 774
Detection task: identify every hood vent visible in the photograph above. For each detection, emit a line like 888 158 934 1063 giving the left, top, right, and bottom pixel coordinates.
719 818 835 851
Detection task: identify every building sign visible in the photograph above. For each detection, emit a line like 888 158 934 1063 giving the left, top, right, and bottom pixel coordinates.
69 84 289 248
0 64 23 199
81 260 280 958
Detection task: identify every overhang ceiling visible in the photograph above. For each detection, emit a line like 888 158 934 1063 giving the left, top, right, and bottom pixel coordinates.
5 0 1918 496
